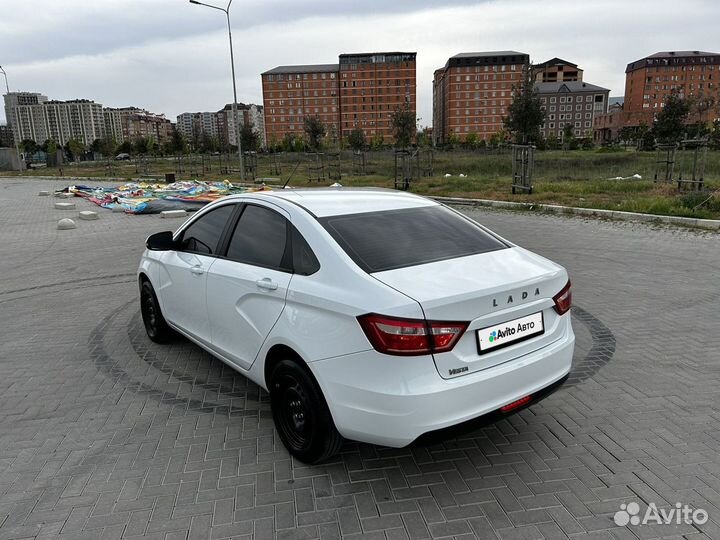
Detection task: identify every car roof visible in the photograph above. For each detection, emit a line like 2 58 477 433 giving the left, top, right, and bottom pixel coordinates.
228 187 437 218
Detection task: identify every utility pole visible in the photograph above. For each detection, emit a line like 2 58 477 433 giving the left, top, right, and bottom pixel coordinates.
189 0 244 180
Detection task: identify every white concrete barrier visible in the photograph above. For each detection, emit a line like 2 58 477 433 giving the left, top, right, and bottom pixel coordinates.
160 210 188 219
57 218 76 230
79 210 99 220
54 202 76 210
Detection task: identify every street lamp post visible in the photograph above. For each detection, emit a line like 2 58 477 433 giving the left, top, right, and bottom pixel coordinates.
0 65 24 172
189 0 244 181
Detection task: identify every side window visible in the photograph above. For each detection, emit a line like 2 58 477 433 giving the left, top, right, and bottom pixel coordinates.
226 205 291 271
292 227 320 276
180 204 235 255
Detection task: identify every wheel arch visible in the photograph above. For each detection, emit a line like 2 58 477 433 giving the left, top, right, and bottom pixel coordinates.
264 344 306 390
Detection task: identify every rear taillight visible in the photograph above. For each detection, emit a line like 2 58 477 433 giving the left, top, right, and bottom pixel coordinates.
357 314 468 356
553 280 572 315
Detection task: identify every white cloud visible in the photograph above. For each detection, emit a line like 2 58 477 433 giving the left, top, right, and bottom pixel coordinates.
2 0 719 127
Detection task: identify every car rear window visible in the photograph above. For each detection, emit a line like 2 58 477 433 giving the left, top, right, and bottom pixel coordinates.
320 205 507 273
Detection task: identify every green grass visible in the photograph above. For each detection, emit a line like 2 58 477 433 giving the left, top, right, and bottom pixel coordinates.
4 148 720 219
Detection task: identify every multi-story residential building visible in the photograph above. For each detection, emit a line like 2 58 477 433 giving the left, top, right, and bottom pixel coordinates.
537 81 610 139
3 92 48 145
623 50 720 127
261 51 416 146
262 63 339 147
125 111 172 142
533 58 583 83
432 51 528 144
176 111 218 142
8 98 105 146
217 103 266 148
593 101 624 144
338 52 416 141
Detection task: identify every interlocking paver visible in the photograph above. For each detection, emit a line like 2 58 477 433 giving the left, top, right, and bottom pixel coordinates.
1 177 720 539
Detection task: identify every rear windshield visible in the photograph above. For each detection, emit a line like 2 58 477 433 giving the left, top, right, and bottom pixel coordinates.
320 205 507 273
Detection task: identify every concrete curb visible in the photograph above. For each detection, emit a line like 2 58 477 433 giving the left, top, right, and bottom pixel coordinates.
433 196 720 231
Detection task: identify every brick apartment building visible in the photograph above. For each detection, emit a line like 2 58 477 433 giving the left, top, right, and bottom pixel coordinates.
261 52 416 146
593 101 624 144
533 58 583 83
623 50 720 128
432 51 529 144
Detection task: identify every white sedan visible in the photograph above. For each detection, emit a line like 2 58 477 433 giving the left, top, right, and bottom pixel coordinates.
138 189 574 463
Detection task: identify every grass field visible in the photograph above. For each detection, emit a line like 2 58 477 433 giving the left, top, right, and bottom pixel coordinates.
6 148 720 219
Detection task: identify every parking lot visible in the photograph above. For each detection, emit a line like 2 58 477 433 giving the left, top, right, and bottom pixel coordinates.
1 178 719 540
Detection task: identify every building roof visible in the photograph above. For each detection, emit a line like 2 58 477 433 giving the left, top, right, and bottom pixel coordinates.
262 64 338 75
338 52 416 58
534 57 579 68
626 50 720 72
535 81 609 94
451 51 526 59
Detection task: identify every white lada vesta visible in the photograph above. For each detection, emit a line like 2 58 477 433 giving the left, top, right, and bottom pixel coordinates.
138 188 574 463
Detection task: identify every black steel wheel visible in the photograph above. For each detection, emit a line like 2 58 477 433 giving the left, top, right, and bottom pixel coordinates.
140 280 172 343
270 360 343 464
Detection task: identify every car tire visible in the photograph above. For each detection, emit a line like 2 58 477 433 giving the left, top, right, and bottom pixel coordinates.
270 360 343 464
140 280 172 343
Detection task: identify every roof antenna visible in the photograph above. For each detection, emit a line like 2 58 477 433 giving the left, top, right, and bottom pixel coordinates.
281 159 302 189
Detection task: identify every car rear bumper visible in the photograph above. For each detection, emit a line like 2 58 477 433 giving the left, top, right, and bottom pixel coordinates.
308 317 574 447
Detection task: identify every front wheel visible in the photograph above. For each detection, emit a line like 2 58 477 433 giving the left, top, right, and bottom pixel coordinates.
140 280 172 343
270 360 343 464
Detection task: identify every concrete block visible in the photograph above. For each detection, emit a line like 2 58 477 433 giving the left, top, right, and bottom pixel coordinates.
54 202 76 210
54 192 74 198
57 218 76 230
160 210 188 219
78 210 99 221
38 191 50 196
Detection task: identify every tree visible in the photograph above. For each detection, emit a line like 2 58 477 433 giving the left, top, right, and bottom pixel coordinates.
169 128 186 154
562 124 576 150
464 132 479 149
504 65 545 144
117 140 134 155
66 138 85 162
710 120 720 151
303 115 326 151
546 134 560 150
446 132 460 147
347 128 366 151
240 122 259 152
20 139 38 155
391 103 416 148
653 91 690 143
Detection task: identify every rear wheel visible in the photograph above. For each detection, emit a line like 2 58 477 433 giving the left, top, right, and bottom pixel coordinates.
270 360 343 463
140 280 172 343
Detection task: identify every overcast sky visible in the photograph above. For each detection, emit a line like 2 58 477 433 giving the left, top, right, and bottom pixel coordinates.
1 0 719 127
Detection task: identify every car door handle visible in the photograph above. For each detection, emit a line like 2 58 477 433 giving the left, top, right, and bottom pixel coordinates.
190 265 204 275
256 278 278 290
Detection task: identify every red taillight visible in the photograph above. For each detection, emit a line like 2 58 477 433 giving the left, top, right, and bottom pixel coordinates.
357 314 468 356
552 280 572 315
500 395 532 413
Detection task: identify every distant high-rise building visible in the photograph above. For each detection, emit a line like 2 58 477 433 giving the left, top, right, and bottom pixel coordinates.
6 96 105 146
432 51 529 144
622 50 720 128
176 111 218 143
261 51 416 146
218 103 266 148
3 92 48 145
533 58 584 83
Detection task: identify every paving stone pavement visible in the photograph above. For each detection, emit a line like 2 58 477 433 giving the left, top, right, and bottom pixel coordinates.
1 177 719 540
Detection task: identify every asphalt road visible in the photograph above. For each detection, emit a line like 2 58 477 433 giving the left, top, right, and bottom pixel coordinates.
1 178 719 540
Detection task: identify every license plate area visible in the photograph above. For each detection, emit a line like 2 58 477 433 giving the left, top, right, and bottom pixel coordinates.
476 311 544 355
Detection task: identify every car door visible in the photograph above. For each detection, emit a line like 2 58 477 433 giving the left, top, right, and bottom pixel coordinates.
206 203 293 370
159 203 237 343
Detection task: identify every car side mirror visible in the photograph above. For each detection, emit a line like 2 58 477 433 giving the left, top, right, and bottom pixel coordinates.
146 231 176 251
